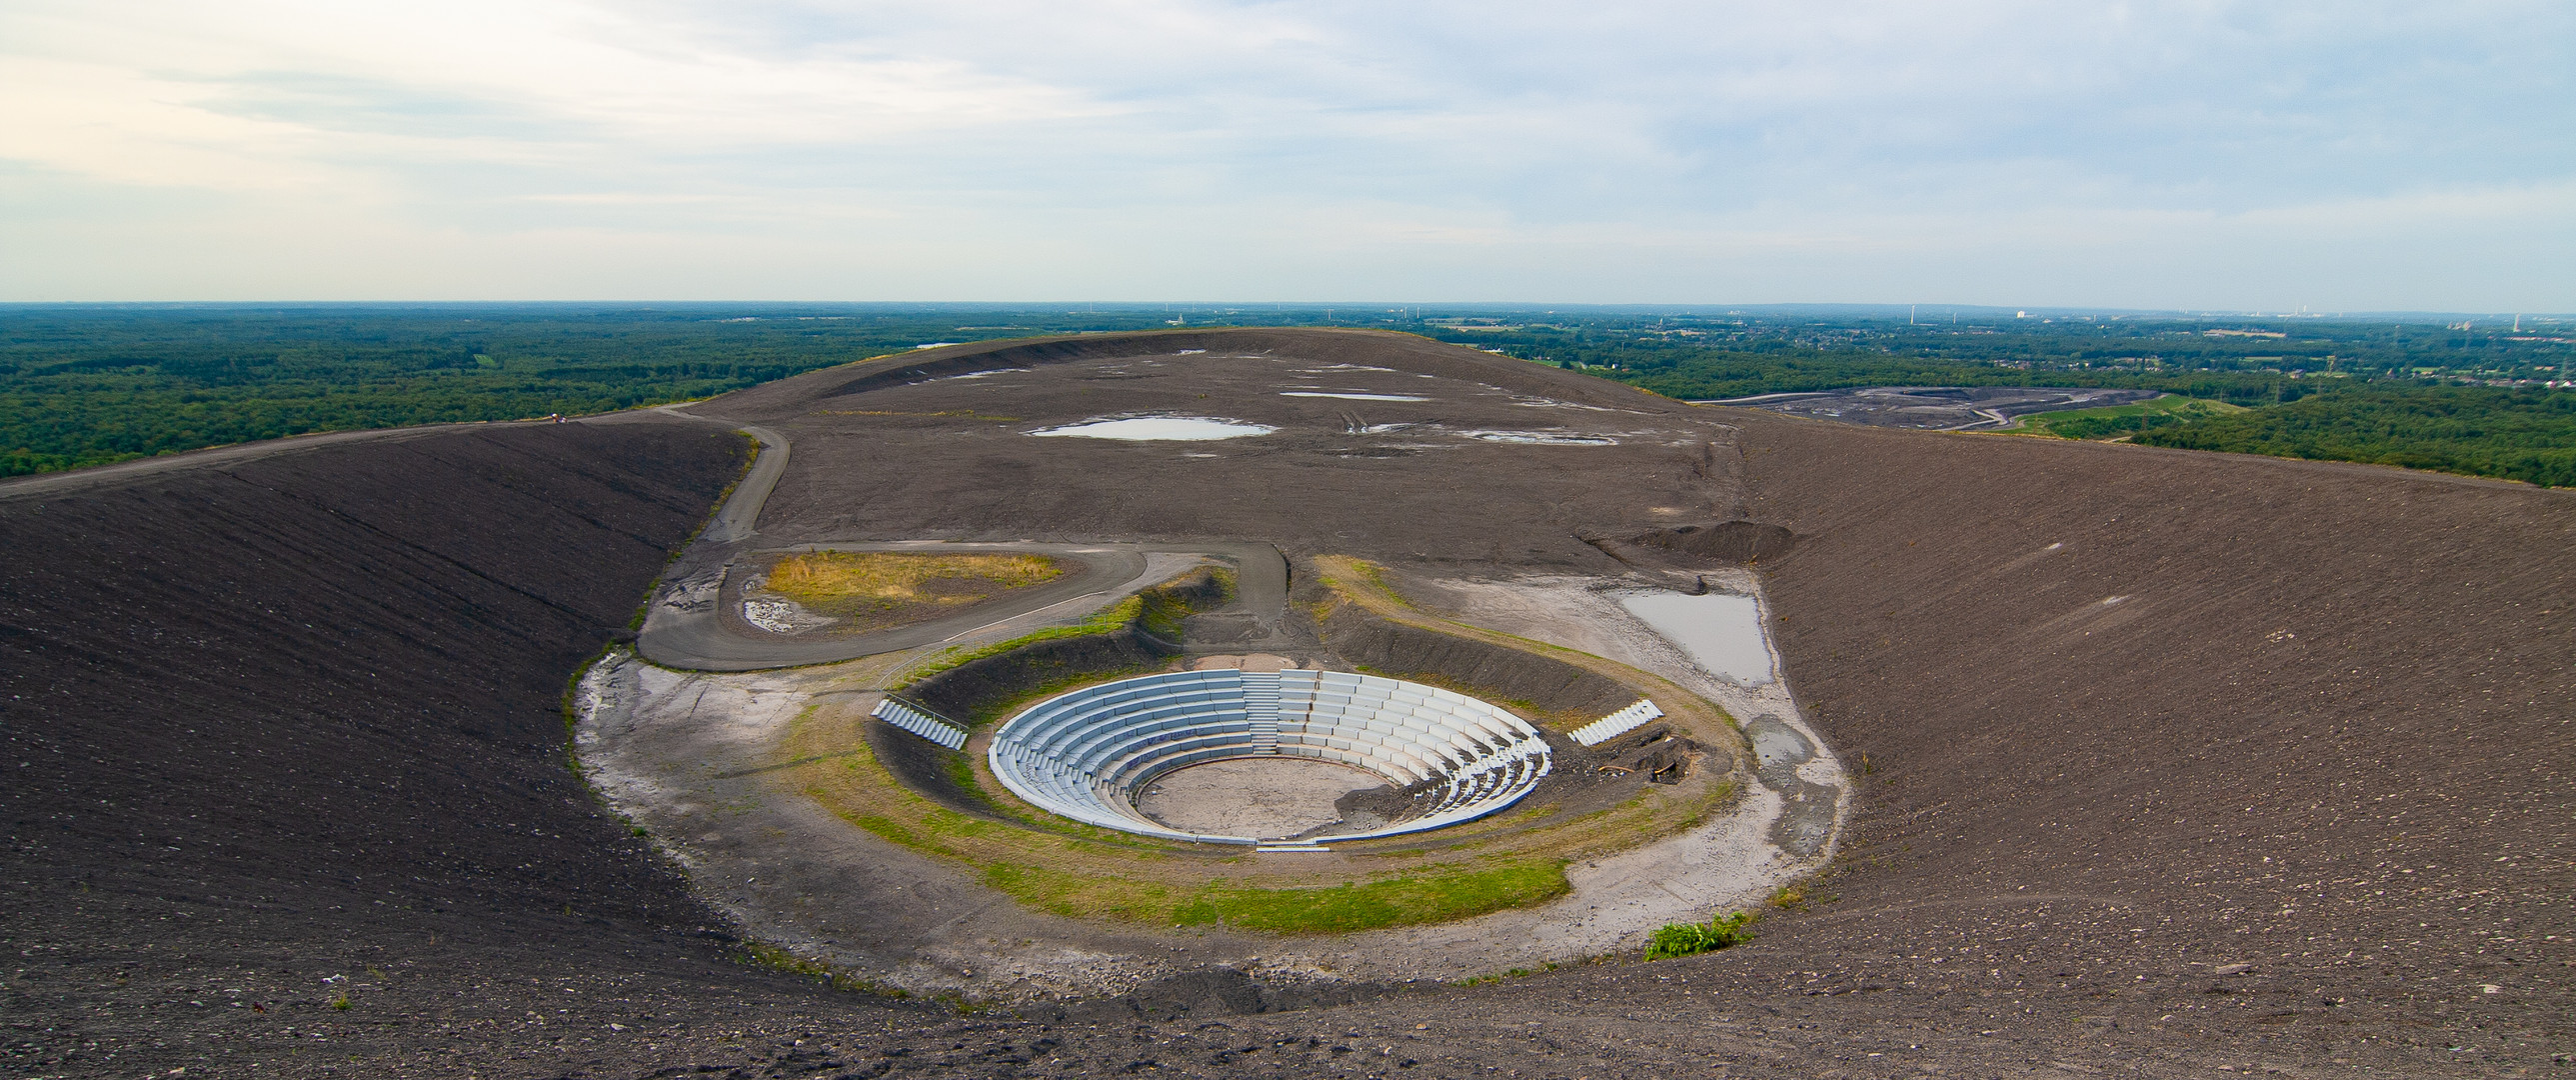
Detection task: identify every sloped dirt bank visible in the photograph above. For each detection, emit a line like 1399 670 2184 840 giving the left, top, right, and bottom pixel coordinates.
1313 598 1636 723
0 419 921 1076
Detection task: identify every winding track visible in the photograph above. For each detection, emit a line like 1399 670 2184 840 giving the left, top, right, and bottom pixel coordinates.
632 404 1293 671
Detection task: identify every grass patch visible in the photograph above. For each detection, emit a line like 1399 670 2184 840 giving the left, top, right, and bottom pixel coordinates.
1140 566 1235 640
1994 395 2244 440
744 939 915 999
762 551 1067 625
1349 560 1415 609
939 753 994 809
983 862 1179 922
1173 860 1569 934
816 737 1177 862
1644 910 1758 960
1452 961 1561 987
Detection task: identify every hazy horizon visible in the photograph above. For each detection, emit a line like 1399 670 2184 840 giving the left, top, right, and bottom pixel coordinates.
5 2 2569 310
4 301 2565 322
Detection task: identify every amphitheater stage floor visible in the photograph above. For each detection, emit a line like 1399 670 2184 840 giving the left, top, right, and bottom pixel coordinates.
1135 757 1383 838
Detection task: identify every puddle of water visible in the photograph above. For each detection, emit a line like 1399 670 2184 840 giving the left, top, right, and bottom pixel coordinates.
1282 391 1430 402
1461 430 1616 446
1030 417 1277 441
1745 720 1811 774
1619 591 1774 684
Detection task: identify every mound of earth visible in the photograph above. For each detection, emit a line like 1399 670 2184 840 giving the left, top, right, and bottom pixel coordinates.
3 329 2567 1078
1631 519 1797 564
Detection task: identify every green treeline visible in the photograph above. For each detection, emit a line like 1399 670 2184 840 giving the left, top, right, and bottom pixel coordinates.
1597 347 2312 405
2131 384 2576 488
5 305 2572 488
1410 311 2573 489
1596 352 2576 489
0 306 1177 477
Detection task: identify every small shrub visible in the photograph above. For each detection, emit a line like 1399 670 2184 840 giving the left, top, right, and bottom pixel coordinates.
1644 910 1758 960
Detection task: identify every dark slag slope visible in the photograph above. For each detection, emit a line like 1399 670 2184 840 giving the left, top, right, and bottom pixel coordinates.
1720 414 2574 1056
0 422 888 1076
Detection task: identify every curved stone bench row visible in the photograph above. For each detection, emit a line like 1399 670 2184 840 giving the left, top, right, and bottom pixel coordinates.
987 669 1552 844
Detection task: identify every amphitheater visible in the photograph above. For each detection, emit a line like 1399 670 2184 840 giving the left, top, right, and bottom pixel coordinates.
977 669 1556 844
4 327 2568 1079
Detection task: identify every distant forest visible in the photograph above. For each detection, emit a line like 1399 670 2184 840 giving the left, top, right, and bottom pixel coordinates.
4 304 2570 487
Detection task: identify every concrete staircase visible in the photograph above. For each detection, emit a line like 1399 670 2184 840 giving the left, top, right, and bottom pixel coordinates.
1241 669 1282 753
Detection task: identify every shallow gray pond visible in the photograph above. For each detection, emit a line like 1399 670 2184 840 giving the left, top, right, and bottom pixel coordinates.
1618 590 1774 684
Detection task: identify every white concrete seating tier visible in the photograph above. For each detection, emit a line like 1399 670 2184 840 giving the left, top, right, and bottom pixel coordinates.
987 669 1553 844
1568 699 1664 747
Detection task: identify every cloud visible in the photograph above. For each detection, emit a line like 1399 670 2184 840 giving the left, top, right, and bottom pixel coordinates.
0 0 2568 305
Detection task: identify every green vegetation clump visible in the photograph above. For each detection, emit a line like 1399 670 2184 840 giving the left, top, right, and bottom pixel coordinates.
1644 910 1759 960
1172 861 1570 933
743 940 912 998
1998 395 2244 439
2132 384 2576 488
1138 567 1234 640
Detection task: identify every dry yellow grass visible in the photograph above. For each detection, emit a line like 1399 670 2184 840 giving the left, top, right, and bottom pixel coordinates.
764 552 1065 616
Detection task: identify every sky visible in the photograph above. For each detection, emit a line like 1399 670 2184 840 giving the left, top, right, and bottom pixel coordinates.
2 1 2570 309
